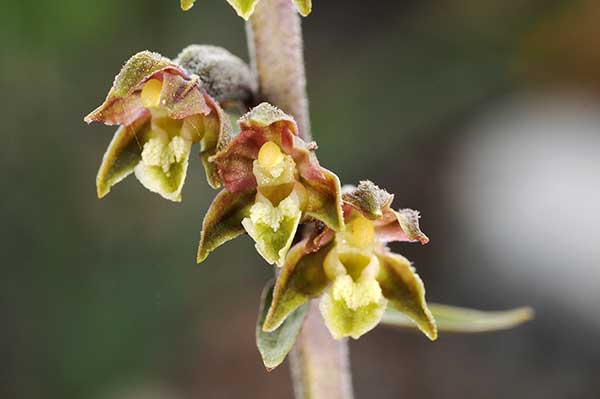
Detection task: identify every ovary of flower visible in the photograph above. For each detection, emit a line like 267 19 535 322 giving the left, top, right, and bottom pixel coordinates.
140 79 163 109
248 194 299 231
331 274 384 310
141 136 188 175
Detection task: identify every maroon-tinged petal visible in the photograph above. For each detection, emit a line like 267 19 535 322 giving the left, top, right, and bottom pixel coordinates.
197 189 256 263
210 129 267 192
85 95 149 126
96 115 151 198
375 208 429 245
160 73 211 120
280 126 324 182
238 102 298 133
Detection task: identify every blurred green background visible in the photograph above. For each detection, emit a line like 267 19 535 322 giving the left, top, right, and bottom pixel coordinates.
2 0 600 398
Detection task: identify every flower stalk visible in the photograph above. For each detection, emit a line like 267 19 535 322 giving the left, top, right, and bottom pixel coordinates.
246 1 353 397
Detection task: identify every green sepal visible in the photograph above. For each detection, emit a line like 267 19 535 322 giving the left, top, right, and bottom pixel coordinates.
133 138 192 202
302 167 344 232
376 251 437 340
293 0 312 16
263 241 332 332
238 102 298 135
197 189 256 263
226 0 261 20
199 95 232 189
180 0 195 10
256 279 309 370
109 51 174 99
381 304 533 333
342 180 393 220
96 117 150 198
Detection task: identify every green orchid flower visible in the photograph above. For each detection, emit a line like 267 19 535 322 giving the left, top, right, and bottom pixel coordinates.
261 180 437 340
180 0 312 20
84 50 231 201
197 103 344 266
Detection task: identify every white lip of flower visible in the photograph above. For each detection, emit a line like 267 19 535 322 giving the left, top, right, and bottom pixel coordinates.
331 274 384 310
241 191 302 265
324 247 384 309
141 136 188 175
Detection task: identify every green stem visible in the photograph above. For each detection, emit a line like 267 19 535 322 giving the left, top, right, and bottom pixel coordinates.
246 1 353 398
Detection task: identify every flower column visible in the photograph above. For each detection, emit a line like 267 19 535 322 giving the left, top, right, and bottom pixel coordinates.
246 0 353 398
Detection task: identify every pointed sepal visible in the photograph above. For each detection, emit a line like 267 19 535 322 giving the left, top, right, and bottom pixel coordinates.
256 279 308 370
293 0 312 16
375 208 430 245
226 0 260 20
376 251 437 340
263 239 332 332
381 304 533 333
197 189 256 263
342 180 393 220
180 0 195 10
96 117 150 198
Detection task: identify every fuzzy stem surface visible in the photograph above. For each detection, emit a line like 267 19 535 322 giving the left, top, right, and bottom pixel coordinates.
247 1 353 398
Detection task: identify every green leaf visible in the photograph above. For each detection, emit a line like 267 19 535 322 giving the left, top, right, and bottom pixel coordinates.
293 0 312 16
302 167 344 232
376 252 437 340
263 240 332 332
96 117 150 198
197 189 255 263
381 304 533 333
226 0 261 20
256 279 308 370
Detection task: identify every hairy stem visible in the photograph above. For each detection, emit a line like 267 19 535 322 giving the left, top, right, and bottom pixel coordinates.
247 1 353 398
246 0 310 139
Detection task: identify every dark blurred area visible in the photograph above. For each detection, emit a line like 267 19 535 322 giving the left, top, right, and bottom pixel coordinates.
2 0 599 398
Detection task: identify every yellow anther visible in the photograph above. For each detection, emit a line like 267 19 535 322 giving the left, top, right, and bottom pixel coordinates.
140 79 163 109
349 216 375 247
258 141 284 168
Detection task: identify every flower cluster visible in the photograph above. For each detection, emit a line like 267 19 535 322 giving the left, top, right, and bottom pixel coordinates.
85 48 437 345
84 42 541 374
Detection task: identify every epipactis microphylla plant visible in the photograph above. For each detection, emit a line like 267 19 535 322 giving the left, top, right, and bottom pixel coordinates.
84 0 532 379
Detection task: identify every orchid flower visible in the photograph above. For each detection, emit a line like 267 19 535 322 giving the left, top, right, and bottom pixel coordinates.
261 180 437 340
84 51 230 201
197 103 343 266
